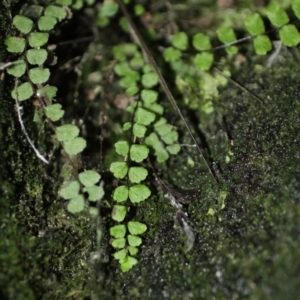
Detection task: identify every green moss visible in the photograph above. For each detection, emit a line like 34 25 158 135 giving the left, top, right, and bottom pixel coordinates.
1 1 300 299
95 49 300 299
0 2 95 299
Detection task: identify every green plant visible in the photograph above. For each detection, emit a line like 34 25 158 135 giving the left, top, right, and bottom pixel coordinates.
160 0 300 116
4 1 104 215
107 38 182 270
4 0 300 275
104 0 300 271
164 2 300 71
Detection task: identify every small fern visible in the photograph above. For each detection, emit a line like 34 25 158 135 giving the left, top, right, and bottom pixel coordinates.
163 1 300 72
5 0 300 275
108 39 181 271
4 1 104 215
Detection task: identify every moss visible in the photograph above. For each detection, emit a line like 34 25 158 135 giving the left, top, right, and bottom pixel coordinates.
94 49 300 299
0 2 96 299
1 1 300 299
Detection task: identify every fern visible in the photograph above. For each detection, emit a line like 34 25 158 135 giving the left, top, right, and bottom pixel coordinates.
108 39 182 271
4 0 300 274
4 1 104 215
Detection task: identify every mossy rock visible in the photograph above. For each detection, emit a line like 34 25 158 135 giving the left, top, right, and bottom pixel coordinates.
96 49 300 299
1 1 300 299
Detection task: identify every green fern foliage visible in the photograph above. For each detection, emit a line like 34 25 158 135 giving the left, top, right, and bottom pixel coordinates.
163 1 300 72
5 2 104 215
106 38 183 271
6 0 300 275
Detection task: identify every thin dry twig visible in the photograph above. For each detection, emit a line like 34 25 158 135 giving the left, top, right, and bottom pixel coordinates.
115 0 218 183
14 79 49 164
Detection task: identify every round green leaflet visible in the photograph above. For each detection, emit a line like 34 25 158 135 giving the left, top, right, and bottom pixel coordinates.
154 116 167 127
141 89 158 104
266 3 289 27
156 148 169 163
120 256 138 272
141 72 159 88
126 101 139 113
126 86 139 96
128 167 148 183
112 45 126 61
13 15 33 34
112 205 127 222
38 16 57 31
83 185 104 202
120 75 139 88
6 60 26 78
125 70 140 82
134 4 145 16
216 27 238 54
24 5 43 18
79 170 101 187
123 43 138 56
26 49 48 65
142 64 153 74
44 104 65 122
171 31 188 50
166 144 181 155
133 123 147 138
28 67 50 84
163 47 182 62
113 185 129 202
217 27 237 44
110 162 128 179
128 246 138 256
5 37 26 53
154 122 173 136
145 131 160 147
194 52 214 71
59 180 80 199
28 32 49 48
63 137 87 155
11 82 34 101
115 141 129 156
127 235 142 247
192 33 211 51
130 144 149 163
101 1 119 17
253 35 272 55
129 184 151 203
135 107 156 126
114 61 132 76
279 25 300 47
123 122 132 131
67 195 85 213
114 249 127 261
244 13 265 35
111 238 126 249
97 15 109 28
110 224 126 238
37 85 57 100
56 124 79 142
292 0 300 19
160 130 178 145
127 221 147 235
130 55 144 69
44 5 67 21
72 0 85 9
143 102 164 115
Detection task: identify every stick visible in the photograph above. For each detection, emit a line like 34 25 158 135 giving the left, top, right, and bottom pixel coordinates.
116 0 218 184
14 80 49 164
